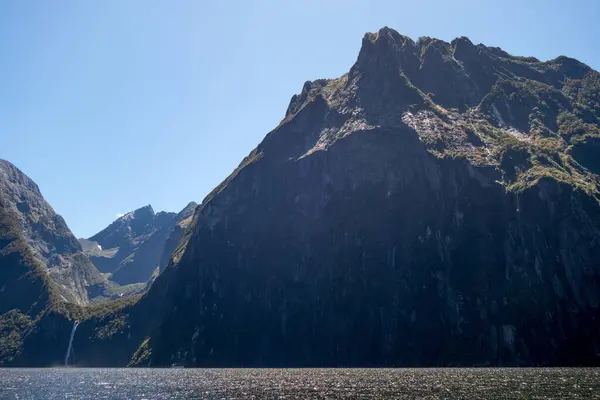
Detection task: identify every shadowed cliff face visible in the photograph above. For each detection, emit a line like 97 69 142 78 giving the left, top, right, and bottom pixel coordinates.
0 160 105 305
5 27 600 367
137 27 600 367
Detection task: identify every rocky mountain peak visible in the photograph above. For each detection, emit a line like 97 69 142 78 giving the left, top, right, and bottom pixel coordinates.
362 26 413 50
355 27 419 75
115 204 155 223
132 204 154 218
451 36 476 58
88 205 175 250
0 160 41 196
0 159 105 305
0 159 80 257
550 55 591 80
81 204 187 286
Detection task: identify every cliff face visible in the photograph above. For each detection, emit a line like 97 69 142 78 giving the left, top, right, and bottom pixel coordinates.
0 160 106 305
0 183 77 365
80 206 178 285
139 28 600 367
0 195 54 316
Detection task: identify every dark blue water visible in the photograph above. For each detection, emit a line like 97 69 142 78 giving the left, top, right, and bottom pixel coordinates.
0 368 599 399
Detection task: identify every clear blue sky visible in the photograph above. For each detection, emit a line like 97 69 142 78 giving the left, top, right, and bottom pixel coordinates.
1 0 598 238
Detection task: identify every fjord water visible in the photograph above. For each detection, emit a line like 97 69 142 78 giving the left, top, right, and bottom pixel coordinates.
1 368 599 399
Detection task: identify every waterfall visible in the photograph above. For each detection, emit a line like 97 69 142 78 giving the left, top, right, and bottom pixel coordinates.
64 320 80 367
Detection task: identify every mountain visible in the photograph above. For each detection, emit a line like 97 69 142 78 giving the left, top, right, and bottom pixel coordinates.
0 160 110 364
0 163 192 365
138 28 600 367
79 204 196 286
0 160 107 305
3 27 600 367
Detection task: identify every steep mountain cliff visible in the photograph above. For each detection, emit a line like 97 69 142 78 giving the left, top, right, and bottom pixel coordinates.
0 193 55 364
0 160 107 305
0 197 51 316
3 27 600 367
80 206 178 285
138 28 600 367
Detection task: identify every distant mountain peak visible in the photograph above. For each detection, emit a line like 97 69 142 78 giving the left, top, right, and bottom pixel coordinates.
133 204 154 215
117 204 155 222
82 202 197 286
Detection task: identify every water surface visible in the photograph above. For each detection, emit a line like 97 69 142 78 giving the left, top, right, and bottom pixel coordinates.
1 368 598 399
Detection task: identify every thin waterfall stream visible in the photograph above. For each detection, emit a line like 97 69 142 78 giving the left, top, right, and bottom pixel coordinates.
64 320 80 366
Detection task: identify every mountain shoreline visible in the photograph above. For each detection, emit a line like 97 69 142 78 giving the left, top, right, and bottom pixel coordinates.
2 26 600 367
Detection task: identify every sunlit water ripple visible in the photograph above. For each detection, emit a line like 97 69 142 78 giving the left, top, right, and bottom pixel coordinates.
1 368 599 399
